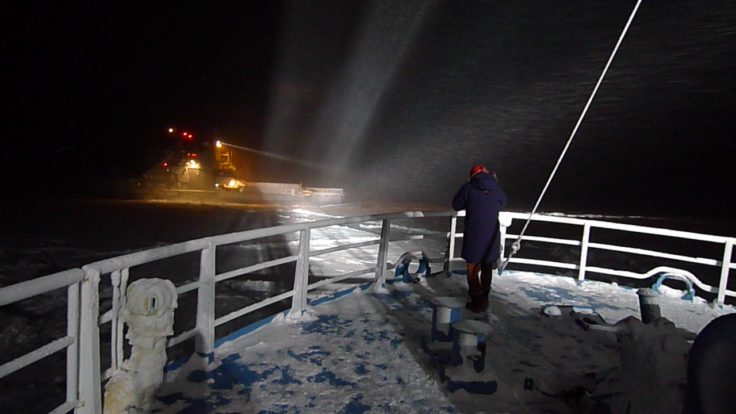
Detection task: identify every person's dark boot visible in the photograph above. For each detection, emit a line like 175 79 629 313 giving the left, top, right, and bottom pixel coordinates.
465 295 484 313
479 289 491 311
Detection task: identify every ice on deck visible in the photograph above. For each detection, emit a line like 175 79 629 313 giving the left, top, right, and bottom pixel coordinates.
152 270 733 413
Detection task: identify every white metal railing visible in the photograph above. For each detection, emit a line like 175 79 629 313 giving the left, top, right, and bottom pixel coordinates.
448 211 736 304
0 268 83 414
0 210 733 413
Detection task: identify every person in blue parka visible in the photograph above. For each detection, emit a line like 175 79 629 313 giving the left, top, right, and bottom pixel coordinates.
452 165 507 312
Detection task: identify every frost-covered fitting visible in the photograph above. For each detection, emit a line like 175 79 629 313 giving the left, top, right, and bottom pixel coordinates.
394 251 431 283
104 278 178 413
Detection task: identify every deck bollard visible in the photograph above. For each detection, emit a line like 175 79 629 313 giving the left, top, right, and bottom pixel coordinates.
430 297 465 341
637 288 661 324
451 319 493 371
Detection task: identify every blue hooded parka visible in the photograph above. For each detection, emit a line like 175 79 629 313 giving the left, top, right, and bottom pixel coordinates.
452 172 507 264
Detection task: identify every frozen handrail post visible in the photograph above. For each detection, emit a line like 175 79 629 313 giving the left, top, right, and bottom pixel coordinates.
79 266 102 414
375 219 391 287
104 278 178 413
196 241 216 355
289 228 311 317
444 215 458 275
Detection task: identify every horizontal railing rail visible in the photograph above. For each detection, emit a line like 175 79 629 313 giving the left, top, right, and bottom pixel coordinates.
0 268 83 307
1 209 733 413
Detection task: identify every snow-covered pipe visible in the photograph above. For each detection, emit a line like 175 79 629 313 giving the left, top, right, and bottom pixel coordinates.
104 278 178 413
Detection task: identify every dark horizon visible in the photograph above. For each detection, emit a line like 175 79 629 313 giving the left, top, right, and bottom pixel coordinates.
2 1 735 219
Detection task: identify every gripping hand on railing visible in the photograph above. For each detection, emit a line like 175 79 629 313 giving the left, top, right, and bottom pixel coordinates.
511 240 521 255
499 239 521 275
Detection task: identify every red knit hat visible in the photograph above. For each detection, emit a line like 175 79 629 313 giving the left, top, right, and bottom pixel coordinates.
469 164 489 178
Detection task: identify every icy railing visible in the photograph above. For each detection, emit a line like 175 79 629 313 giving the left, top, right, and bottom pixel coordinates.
491 212 735 302
1 210 734 414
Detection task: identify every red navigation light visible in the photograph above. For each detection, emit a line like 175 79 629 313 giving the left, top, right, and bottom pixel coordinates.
188 133 194 139
162 162 169 168
181 131 189 138
191 153 197 158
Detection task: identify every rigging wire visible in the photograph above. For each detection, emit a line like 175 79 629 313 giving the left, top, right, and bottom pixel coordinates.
499 0 644 273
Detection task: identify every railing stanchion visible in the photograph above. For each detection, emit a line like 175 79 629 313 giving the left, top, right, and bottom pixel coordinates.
110 270 121 371
117 268 129 370
499 214 508 262
717 240 733 304
445 216 457 275
578 223 591 281
78 266 101 414
66 281 80 407
196 242 216 356
290 228 311 316
375 219 390 286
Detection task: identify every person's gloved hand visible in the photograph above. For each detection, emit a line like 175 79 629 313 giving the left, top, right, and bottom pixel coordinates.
511 241 521 255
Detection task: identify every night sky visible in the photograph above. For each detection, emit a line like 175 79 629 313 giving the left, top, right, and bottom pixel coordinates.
1 1 280 180
2 1 735 218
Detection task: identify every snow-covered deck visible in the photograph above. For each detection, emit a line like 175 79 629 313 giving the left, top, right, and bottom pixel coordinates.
152 270 732 413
